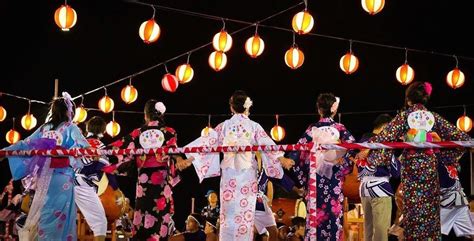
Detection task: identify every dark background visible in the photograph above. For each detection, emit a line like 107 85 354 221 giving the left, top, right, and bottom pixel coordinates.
1 0 473 231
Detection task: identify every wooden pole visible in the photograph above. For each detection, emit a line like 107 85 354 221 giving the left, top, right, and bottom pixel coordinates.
54 79 59 98
191 197 195 213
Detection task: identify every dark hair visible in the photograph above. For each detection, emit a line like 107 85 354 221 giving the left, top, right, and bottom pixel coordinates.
229 90 248 114
144 99 165 124
405 81 430 106
373 114 392 129
188 213 205 229
316 93 337 118
86 116 106 135
46 98 73 129
291 216 306 227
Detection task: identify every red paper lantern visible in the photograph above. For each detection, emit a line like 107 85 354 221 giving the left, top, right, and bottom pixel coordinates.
162 74 179 92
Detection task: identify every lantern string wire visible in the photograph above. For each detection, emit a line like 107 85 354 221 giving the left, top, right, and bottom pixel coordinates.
0 92 48 105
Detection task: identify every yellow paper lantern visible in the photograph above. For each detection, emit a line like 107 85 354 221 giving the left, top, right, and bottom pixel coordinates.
73 106 88 123
245 34 265 58
457 115 472 132
98 95 114 113
21 114 37 131
0 106 6 122
361 0 385 15
285 46 305 69
271 125 286 142
121 85 138 104
139 19 161 44
201 126 214 137
208 51 228 71
5 129 20 145
446 68 465 89
396 64 415 85
175 64 194 84
339 52 359 74
106 121 121 138
292 10 314 35
212 30 233 52
54 4 77 31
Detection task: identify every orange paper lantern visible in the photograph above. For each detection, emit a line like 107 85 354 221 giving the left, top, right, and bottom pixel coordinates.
73 106 88 123
208 51 228 71
201 126 214 137
98 96 114 113
446 68 465 89
54 4 77 31
339 52 359 74
212 30 233 52
21 114 37 131
175 64 194 84
0 106 6 122
106 121 121 137
5 129 20 145
139 19 161 44
292 10 314 34
396 64 415 85
121 85 138 104
271 125 286 142
362 0 385 15
245 34 265 58
285 46 305 69
457 115 472 132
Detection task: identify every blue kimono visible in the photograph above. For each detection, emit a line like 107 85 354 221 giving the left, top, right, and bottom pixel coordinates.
4 122 89 241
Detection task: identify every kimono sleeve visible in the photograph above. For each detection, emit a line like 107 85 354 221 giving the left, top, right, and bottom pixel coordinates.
66 124 90 170
287 125 314 188
336 123 356 175
104 128 140 176
186 124 221 183
368 112 407 166
255 123 284 179
433 112 470 165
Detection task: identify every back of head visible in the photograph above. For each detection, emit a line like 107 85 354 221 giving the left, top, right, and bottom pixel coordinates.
317 93 337 118
405 81 431 106
86 116 106 135
144 99 165 125
46 97 73 129
189 213 205 229
373 114 392 129
291 216 306 227
229 90 248 114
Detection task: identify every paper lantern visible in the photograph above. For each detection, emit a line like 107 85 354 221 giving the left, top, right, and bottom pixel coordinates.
73 106 88 123
457 115 472 132
21 114 37 131
0 106 6 122
162 74 179 92
212 30 233 52
271 125 286 142
285 46 305 69
139 19 161 44
208 51 228 71
5 129 20 145
245 34 265 58
175 64 194 84
339 52 359 74
121 85 138 104
396 64 415 85
98 96 114 113
292 10 314 35
362 0 385 15
106 121 121 138
54 4 77 31
201 126 214 137
446 68 465 89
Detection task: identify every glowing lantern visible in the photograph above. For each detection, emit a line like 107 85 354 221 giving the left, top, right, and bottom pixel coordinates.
271 125 286 142
54 4 77 31
339 52 359 74
6 129 20 145
0 106 6 122
106 121 121 138
139 19 161 44
98 95 114 113
73 106 88 123
396 64 415 85
175 64 194 84
21 114 37 131
162 74 179 92
457 115 472 132
245 34 265 58
285 46 305 69
361 0 385 15
446 68 465 89
121 85 138 104
208 51 228 71
201 126 214 137
292 10 314 34
212 30 233 52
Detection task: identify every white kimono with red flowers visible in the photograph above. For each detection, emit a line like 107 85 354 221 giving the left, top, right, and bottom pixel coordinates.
186 114 284 241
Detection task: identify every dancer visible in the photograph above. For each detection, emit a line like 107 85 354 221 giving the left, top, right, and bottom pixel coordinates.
3 93 89 240
366 81 470 240
183 90 293 241
106 99 186 241
284 93 356 240
356 114 400 241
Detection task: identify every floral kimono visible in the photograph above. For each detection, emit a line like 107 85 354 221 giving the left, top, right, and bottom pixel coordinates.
288 117 355 241
108 121 178 241
185 114 285 241
367 104 470 240
4 122 89 241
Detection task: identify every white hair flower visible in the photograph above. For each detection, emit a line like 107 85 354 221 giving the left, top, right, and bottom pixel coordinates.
243 97 253 109
155 102 166 114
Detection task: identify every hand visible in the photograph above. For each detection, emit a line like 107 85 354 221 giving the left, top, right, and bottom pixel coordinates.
292 186 305 197
278 157 295 170
355 149 369 160
11 194 22 205
175 157 193 171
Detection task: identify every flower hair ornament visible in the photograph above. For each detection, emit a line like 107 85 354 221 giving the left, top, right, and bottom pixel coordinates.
423 82 433 96
155 102 166 114
62 92 74 122
243 97 253 110
330 96 340 114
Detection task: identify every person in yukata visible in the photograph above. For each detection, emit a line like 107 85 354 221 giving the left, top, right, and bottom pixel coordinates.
181 90 294 241
201 190 220 220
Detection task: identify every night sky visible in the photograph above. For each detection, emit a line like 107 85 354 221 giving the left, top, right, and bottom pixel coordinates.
1 0 473 230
